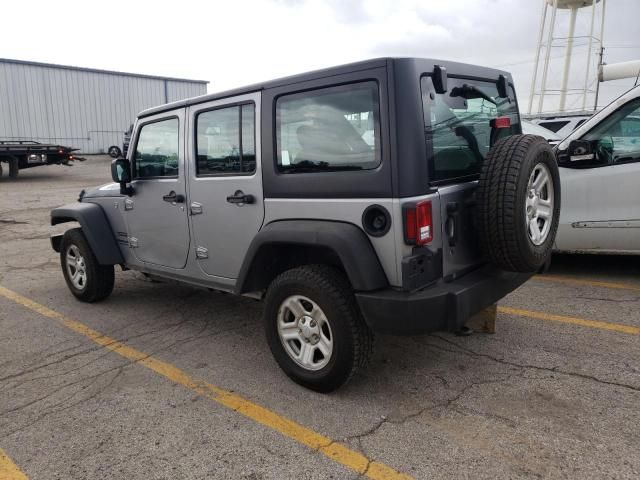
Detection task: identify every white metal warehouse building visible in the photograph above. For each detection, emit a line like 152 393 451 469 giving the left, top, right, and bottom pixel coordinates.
0 58 208 153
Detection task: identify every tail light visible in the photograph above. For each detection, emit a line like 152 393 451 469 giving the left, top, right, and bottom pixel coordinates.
490 116 511 128
403 200 433 245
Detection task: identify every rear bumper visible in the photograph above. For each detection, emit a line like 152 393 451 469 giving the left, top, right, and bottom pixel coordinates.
355 266 532 335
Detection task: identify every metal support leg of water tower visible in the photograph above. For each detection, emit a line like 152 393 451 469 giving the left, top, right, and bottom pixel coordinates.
558 6 577 112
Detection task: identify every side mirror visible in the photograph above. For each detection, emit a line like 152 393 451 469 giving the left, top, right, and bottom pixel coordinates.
110 158 133 195
432 64 448 94
567 140 595 163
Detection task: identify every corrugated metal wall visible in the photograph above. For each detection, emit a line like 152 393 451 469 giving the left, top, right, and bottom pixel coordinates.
0 60 207 153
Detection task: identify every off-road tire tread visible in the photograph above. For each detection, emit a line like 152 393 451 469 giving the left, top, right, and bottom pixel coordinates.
477 134 558 272
264 264 373 392
61 228 114 302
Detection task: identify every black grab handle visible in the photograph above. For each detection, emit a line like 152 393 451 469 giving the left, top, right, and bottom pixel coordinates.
162 191 185 203
226 191 254 204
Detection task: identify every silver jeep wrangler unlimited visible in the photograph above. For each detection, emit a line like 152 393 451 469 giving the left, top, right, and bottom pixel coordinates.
51 58 560 392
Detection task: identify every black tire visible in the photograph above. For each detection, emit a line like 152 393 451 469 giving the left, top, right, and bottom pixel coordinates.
477 134 560 273
538 254 553 274
264 265 374 392
60 228 115 302
8 155 19 179
108 146 122 158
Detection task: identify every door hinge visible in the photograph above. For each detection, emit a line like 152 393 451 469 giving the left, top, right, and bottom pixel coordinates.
190 202 203 215
195 246 209 259
128 236 139 248
124 199 134 211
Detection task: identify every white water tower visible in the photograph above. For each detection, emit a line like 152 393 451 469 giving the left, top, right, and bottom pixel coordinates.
528 0 607 114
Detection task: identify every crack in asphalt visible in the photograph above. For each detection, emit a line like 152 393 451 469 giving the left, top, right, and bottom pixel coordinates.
0 309 250 438
428 334 640 392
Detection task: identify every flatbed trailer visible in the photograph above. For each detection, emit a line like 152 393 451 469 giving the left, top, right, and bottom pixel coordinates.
0 141 85 179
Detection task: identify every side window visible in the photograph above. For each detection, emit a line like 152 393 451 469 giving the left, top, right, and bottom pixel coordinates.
196 103 255 175
134 118 179 178
276 82 381 173
584 98 640 165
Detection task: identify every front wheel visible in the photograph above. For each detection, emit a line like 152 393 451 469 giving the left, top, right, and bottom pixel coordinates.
264 265 373 392
60 228 115 302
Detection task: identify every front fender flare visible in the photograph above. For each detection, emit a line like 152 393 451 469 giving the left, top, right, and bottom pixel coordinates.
51 202 124 265
235 220 388 294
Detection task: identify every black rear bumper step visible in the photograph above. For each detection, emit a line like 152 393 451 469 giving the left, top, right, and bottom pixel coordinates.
355 266 532 335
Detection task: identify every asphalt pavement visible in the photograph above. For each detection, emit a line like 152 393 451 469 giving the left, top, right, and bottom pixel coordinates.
0 157 638 479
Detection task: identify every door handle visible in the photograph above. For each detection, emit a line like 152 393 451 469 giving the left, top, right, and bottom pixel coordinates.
162 191 185 203
226 191 254 205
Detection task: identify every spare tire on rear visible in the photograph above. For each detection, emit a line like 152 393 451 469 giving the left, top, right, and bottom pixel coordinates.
476 134 560 273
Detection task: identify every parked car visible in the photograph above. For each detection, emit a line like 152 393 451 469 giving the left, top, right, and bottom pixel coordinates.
522 120 562 145
50 58 560 391
554 84 640 254
533 114 591 139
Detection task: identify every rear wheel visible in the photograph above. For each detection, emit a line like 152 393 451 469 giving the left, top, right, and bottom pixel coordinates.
476 134 560 272
60 228 114 302
264 265 373 392
8 155 19 179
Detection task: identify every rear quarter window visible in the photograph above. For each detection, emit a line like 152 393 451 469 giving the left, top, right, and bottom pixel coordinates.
275 81 381 173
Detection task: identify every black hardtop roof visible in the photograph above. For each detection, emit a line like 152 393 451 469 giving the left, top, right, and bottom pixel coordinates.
138 57 513 119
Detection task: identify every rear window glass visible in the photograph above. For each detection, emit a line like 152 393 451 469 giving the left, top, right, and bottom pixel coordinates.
276 82 381 173
421 76 520 183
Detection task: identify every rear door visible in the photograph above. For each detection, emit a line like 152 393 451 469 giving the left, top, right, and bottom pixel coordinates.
124 111 190 269
421 75 521 279
186 92 264 279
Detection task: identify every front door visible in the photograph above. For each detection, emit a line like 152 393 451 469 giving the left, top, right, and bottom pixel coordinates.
557 97 640 253
125 111 191 269
186 93 264 279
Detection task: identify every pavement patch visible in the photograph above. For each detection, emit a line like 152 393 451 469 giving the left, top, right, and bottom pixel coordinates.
0 285 412 480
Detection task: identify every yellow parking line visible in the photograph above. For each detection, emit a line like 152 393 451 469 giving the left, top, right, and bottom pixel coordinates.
498 306 640 335
536 275 640 293
0 448 28 480
0 285 411 480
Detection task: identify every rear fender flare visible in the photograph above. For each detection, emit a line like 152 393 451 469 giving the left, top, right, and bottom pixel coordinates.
235 220 388 294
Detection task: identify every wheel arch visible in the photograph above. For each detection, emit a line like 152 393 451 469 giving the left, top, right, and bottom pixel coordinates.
235 220 388 295
51 202 124 265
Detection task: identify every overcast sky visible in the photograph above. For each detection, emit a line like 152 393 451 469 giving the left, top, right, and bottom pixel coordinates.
3 0 639 113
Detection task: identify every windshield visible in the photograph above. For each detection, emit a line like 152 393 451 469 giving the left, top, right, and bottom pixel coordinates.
421 76 520 183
